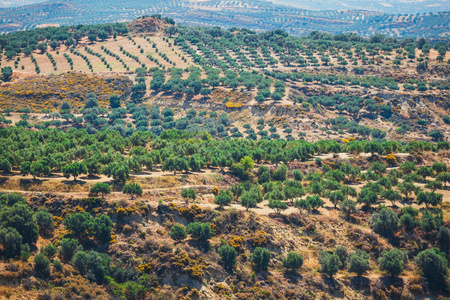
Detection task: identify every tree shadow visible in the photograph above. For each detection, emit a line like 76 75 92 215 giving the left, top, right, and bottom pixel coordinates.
20 178 44 190
323 277 345 297
350 276 371 295
82 174 102 180
341 215 359 224
399 199 415 206
375 275 405 295
345 181 361 186
62 180 86 185
282 271 303 284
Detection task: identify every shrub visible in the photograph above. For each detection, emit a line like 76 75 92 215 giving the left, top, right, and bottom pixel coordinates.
34 254 51 278
250 247 271 271
348 249 370 276
378 248 407 276
340 200 357 220
59 238 79 262
20 244 30 261
62 162 87 181
335 245 348 267
89 183 111 199
123 183 143 200
169 224 186 242
186 222 212 243
369 208 398 237
218 244 237 272
72 250 88 275
399 213 416 232
85 251 109 283
268 199 288 214
110 94 121 108
319 251 342 278
308 195 324 210
53 259 63 272
438 226 450 253
282 252 303 273
415 248 448 289
63 212 93 238
60 100 71 111
293 170 303 181
0 227 23 258
443 115 450 124
41 244 58 259
295 199 311 213
429 129 444 141
181 188 196 204
240 192 258 211
214 189 233 208
34 211 55 235
0 202 39 244
93 215 113 243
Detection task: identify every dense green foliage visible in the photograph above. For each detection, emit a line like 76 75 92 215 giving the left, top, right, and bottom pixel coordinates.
319 251 342 278
282 252 303 273
250 247 271 271
378 249 407 276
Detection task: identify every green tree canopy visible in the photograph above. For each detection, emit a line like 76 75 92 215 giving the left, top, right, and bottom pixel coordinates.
122 183 143 200
378 248 407 276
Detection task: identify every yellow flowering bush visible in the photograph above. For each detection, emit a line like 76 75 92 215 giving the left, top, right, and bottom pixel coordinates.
385 154 397 166
138 263 152 273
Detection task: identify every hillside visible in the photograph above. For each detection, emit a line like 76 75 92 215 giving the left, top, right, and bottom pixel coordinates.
0 16 449 300
0 0 449 38
271 0 450 14
0 17 449 142
0 0 46 8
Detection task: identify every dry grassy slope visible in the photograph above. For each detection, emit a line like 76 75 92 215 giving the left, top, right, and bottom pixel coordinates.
146 88 450 143
0 169 442 299
0 146 449 298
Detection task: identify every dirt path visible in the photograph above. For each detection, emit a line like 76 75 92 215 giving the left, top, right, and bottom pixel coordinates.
0 183 229 198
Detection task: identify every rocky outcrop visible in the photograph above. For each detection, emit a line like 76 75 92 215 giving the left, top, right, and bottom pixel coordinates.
126 17 170 34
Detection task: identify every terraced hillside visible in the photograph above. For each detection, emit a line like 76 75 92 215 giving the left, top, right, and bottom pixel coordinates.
0 17 449 300
0 0 449 38
1 17 449 143
273 0 450 13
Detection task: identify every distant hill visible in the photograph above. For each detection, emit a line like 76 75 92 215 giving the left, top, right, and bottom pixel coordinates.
0 0 449 38
269 0 450 14
0 0 46 8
